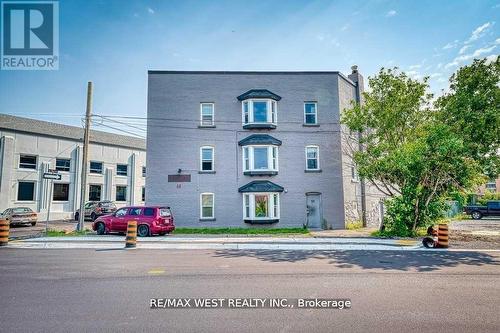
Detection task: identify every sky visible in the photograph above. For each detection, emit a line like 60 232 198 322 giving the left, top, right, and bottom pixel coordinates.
0 0 499 135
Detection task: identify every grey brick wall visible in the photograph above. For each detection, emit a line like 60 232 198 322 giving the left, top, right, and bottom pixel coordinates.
146 72 358 229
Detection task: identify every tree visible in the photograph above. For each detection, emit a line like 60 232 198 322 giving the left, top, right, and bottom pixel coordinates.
342 68 483 236
436 56 500 178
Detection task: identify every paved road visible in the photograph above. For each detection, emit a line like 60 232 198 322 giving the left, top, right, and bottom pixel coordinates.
1 249 499 332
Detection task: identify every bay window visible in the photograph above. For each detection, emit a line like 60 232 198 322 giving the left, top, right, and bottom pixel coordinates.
242 99 277 128
243 145 278 175
243 193 280 221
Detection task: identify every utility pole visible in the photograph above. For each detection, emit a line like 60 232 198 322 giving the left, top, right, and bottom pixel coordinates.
77 82 93 232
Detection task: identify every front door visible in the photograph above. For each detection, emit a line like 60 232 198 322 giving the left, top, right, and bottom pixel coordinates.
306 193 322 229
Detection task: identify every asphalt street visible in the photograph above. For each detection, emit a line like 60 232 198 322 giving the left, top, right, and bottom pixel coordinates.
1 248 499 333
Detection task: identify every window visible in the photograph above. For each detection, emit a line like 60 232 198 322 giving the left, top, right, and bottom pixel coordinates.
243 146 279 172
200 146 214 171
305 146 320 170
142 166 146 177
200 103 215 126
242 99 277 125
243 193 280 220
200 193 214 219
19 155 37 169
89 184 102 201
304 102 317 125
351 166 359 181
129 208 142 216
116 186 127 202
55 158 71 172
144 207 155 216
90 161 103 174
486 180 496 192
17 182 35 201
116 164 128 176
53 183 69 201
115 208 128 217
159 208 172 217
142 186 145 202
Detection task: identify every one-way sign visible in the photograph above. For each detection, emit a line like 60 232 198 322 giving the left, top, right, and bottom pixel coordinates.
43 172 61 180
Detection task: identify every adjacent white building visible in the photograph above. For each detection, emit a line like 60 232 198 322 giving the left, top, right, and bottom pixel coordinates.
0 114 147 220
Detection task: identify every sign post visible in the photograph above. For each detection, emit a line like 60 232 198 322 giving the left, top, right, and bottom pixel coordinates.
43 171 61 236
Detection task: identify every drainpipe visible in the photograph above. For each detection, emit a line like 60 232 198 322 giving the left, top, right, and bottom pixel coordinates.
348 65 367 227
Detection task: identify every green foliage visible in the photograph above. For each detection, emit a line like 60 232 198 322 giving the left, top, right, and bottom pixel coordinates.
346 220 363 230
436 56 500 178
342 67 485 236
477 192 500 205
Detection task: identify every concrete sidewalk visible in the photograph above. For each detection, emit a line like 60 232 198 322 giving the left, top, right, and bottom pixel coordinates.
6 235 429 251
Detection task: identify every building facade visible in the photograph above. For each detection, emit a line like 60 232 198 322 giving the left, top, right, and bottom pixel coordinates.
0 114 147 220
146 69 384 229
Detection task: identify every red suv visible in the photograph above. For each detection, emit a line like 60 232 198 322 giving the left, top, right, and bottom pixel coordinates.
92 206 175 237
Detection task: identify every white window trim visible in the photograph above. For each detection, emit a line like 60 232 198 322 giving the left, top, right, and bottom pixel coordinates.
52 182 71 202
88 184 103 201
18 154 38 170
116 164 128 177
242 192 280 220
55 158 71 173
200 146 215 171
304 102 318 125
305 145 320 170
200 102 215 126
242 145 279 172
115 185 127 202
89 161 104 175
200 192 215 219
16 181 37 202
241 99 277 125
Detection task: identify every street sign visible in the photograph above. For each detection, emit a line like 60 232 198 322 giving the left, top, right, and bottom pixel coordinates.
43 172 61 180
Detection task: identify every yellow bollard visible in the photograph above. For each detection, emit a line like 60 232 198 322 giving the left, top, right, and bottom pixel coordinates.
125 221 137 249
437 223 449 248
0 219 9 247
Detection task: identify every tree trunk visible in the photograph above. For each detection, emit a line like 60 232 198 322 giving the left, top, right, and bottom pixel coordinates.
412 197 420 231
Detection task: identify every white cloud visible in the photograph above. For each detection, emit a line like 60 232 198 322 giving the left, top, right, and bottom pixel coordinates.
485 54 498 64
458 45 470 54
409 64 421 70
147 7 155 14
429 73 442 79
341 24 349 31
436 63 443 69
442 40 459 50
445 44 497 69
465 22 494 44
386 10 397 17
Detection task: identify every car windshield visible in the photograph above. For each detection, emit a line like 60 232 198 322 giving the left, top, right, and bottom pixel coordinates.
12 208 32 213
84 203 94 208
159 208 171 217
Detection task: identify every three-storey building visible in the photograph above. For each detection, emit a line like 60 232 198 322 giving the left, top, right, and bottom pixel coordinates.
146 68 383 229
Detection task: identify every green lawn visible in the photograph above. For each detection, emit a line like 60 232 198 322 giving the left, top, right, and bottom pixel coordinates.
173 227 309 235
46 229 93 237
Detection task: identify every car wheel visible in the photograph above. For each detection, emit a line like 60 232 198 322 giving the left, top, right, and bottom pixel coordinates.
137 224 150 237
471 211 482 220
31 222 36 226
74 212 79 221
91 213 97 221
422 237 435 248
96 222 105 235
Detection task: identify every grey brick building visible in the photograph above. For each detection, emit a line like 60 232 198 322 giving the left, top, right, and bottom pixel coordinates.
146 68 384 229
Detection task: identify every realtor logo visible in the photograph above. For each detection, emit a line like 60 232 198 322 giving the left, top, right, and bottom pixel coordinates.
1 0 59 70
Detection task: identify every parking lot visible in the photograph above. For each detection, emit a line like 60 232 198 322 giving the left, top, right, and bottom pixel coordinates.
8 220 94 240
450 218 500 249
